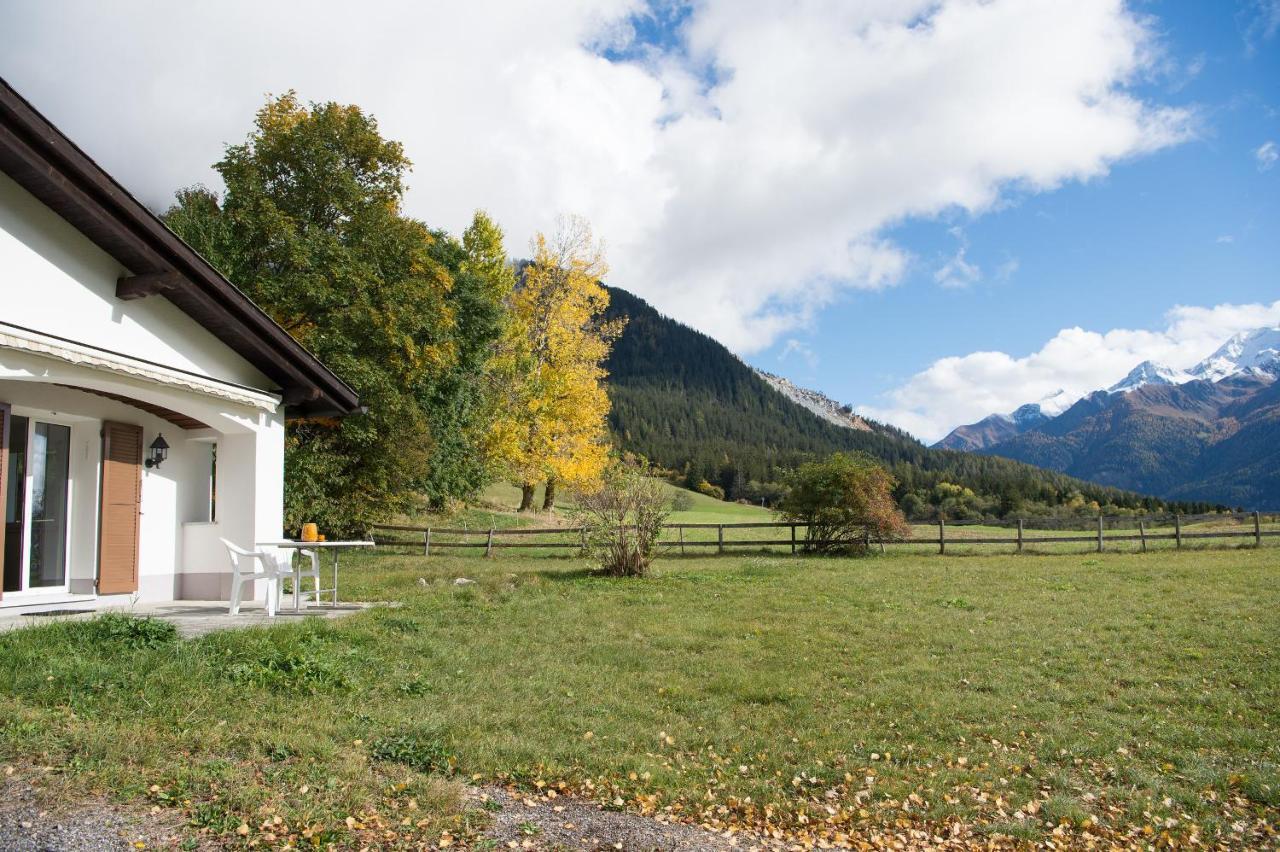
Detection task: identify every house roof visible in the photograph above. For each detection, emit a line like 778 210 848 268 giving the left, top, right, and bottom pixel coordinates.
0 77 360 418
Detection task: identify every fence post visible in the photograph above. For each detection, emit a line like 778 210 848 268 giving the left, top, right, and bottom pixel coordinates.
485 528 495 558
1016 519 1024 554
424 528 431 557
938 518 945 555
1138 520 1146 552
678 525 685 556
1255 511 1262 547
1174 514 1182 549
790 524 797 555
717 524 724 554
1097 514 1104 553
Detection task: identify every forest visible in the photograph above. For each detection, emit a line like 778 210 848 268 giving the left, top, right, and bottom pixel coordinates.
602 288 1218 519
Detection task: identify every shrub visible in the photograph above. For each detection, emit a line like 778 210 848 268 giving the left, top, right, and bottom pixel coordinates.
779 453 910 554
572 467 670 576
669 490 695 512
694 480 725 500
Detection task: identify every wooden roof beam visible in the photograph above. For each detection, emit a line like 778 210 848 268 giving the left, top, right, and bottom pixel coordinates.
116 271 183 301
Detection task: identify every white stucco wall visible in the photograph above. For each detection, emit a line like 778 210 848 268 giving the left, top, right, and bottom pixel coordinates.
0 171 273 391
0 168 291 608
0 378 286 604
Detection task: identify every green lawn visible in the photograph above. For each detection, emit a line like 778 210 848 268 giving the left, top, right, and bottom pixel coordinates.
1 546 1276 848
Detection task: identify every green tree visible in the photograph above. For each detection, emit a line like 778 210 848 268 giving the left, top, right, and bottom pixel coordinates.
416 213 517 507
779 453 910 554
165 93 502 533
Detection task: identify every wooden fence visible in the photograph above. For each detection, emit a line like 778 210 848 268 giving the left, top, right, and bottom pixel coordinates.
372 511 1280 557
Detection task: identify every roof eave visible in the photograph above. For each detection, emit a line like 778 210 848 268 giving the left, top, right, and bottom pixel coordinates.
0 76 361 418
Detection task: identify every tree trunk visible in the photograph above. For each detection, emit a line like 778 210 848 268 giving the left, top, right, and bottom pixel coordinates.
518 483 536 512
542 477 557 512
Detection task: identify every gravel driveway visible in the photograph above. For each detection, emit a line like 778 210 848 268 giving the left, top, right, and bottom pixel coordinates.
0 773 182 852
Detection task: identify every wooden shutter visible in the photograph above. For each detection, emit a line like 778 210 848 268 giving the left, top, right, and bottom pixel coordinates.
98 421 142 594
0 402 9 603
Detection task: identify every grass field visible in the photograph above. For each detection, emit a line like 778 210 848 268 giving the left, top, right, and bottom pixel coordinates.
0 543 1276 849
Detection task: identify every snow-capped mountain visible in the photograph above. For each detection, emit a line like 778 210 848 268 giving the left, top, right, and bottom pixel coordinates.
1188 327 1280 382
937 326 1280 452
934 325 1280 508
1106 361 1192 394
934 395 1067 451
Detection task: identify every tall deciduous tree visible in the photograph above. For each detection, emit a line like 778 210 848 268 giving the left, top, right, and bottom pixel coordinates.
417 212 517 507
164 93 505 532
497 217 622 511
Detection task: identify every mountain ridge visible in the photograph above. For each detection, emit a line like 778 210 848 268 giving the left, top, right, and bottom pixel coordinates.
602 285 1186 515
756 370 874 433
932 327 1280 508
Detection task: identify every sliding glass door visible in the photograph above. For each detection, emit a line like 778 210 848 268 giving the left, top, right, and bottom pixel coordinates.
2 416 71 593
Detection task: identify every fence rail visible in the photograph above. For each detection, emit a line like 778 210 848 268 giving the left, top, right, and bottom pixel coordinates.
371 511 1279 557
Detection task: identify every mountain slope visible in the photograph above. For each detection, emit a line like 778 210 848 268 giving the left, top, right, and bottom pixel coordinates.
934 326 1280 508
602 286 1166 513
981 374 1279 508
1191 327 1280 382
935 404 1050 451
757 371 873 432
1106 361 1191 394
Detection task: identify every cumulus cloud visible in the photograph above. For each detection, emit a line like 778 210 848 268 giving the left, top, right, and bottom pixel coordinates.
1257 141 1279 171
779 338 819 370
859 300 1280 443
0 0 1191 352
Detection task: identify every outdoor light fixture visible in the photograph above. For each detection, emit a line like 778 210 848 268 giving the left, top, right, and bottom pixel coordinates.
145 433 170 469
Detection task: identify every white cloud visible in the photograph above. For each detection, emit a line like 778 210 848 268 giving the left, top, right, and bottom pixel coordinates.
779 338 819 370
1216 234 1235 244
1240 0 1280 53
859 299 1280 443
1257 140 1279 171
934 229 982 289
0 0 1191 352
994 256 1021 281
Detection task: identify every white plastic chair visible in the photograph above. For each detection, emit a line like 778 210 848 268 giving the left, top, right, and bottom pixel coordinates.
283 548 325 610
220 539 285 616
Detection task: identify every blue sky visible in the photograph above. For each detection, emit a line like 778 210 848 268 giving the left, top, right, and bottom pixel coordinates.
747 1 1279 437
3 0 1277 441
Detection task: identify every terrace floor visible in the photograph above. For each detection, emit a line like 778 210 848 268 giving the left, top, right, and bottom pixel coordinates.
0 600 371 638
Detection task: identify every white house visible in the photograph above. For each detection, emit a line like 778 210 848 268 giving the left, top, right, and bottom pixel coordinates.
0 79 360 612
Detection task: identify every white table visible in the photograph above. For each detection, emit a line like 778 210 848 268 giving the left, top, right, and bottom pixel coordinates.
257 540 375 610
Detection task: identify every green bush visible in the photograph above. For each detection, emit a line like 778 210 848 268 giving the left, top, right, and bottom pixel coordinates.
779 452 910 554
694 479 725 500
669 490 695 512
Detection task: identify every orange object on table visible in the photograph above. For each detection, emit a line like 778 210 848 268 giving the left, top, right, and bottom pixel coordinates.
301 523 319 542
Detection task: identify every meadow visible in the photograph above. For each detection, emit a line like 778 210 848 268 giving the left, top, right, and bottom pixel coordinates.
0 515 1276 848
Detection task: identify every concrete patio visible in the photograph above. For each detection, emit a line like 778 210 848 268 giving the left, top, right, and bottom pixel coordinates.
0 600 372 638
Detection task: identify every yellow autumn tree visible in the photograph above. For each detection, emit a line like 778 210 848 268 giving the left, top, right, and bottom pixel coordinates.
497 216 623 512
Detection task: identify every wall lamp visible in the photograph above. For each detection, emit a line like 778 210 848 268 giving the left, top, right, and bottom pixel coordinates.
145 433 170 469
